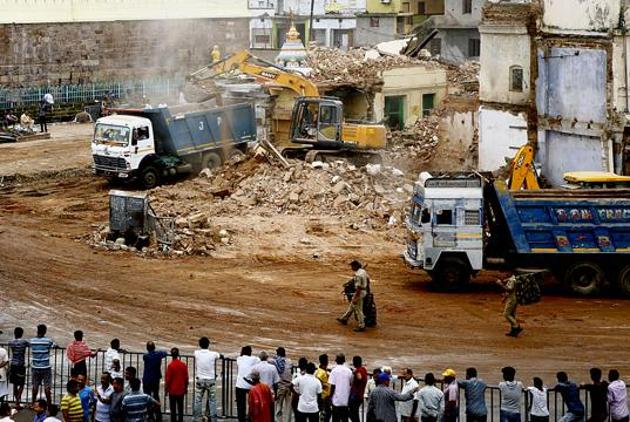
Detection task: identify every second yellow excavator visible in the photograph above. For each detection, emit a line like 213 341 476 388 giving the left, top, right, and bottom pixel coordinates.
186 50 387 163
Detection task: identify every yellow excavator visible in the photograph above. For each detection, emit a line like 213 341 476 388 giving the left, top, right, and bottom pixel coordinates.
186 50 387 163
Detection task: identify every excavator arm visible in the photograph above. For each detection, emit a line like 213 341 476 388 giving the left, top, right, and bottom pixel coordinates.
508 144 540 190
187 49 319 97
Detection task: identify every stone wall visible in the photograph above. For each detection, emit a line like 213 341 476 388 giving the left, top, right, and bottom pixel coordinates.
0 18 250 86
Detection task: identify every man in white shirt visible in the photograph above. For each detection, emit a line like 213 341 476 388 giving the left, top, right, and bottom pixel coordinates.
398 369 419 422
236 346 260 422
251 351 281 392
104 339 123 377
417 373 444 422
292 362 323 422
94 373 114 422
329 354 353 422
193 336 222 422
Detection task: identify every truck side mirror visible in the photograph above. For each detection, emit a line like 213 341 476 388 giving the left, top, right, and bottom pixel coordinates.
131 129 138 146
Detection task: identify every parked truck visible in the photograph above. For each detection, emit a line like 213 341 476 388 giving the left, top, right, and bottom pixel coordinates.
403 173 630 296
92 103 257 188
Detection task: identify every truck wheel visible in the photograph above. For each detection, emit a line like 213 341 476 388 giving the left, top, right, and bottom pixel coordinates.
565 262 605 296
201 152 222 170
432 257 471 290
618 265 630 297
141 166 159 190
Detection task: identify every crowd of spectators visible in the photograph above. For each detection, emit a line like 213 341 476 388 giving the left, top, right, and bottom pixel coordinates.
1 326 629 422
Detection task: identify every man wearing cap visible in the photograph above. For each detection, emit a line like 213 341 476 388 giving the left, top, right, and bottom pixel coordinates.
337 260 369 332
497 276 523 337
367 373 418 422
442 369 459 422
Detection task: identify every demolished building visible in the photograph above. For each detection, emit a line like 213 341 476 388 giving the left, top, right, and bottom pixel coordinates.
479 0 630 186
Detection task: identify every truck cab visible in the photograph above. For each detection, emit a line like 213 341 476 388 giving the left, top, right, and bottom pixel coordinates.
404 173 484 287
92 114 155 179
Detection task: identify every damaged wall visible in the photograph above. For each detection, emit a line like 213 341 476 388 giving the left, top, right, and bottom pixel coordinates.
536 46 611 185
479 24 531 105
0 19 249 85
478 107 528 171
0 0 250 23
541 0 620 34
355 15 398 47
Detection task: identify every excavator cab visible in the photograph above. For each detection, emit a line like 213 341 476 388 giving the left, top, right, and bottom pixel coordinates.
291 97 344 148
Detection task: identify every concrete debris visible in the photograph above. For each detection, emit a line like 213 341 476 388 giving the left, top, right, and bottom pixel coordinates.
306 47 435 90
119 157 415 256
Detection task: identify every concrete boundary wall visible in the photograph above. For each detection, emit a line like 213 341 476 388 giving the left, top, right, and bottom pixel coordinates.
0 0 250 24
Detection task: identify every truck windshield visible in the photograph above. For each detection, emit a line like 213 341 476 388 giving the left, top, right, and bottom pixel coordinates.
94 124 130 146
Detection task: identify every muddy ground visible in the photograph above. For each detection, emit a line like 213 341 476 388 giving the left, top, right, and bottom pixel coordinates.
1 124 629 384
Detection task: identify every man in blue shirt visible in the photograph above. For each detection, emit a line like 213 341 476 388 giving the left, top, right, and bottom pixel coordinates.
555 372 585 422
33 399 48 422
30 324 56 405
76 372 95 422
122 378 159 422
142 342 167 422
459 368 488 422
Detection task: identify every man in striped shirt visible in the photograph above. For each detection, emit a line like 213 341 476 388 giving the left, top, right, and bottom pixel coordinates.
30 324 56 404
121 378 159 422
61 379 84 422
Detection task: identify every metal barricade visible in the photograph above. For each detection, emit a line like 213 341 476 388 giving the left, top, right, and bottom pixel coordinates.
0 343 628 422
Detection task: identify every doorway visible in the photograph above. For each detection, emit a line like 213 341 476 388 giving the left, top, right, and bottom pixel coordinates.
385 95 405 130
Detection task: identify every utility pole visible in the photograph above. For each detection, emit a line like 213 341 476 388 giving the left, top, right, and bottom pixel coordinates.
309 0 315 46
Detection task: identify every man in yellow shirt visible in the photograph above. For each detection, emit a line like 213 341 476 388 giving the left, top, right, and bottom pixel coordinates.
61 379 83 422
315 354 331 422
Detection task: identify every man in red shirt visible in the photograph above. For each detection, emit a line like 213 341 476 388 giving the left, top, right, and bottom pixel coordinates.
66 330 98 377
349 355 368 422
165 348 189 422
248 371 274 422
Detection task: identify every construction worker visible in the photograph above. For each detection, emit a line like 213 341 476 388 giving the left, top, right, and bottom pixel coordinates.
497 276 523 337
337 260 369 332
211 45 221 63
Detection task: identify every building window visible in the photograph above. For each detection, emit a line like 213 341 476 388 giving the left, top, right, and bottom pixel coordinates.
468 38 480 57
402 2 410 12
255 34 271 46
422 93 435 117
385 95 405 130
463 0 472 14
312 29 327 46
248 0 274 9
418 1 426 14
370 17 380 27
510 66 524 92
436 209 453 225
430 38 441 56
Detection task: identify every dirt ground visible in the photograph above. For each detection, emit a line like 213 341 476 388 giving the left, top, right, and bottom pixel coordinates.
1 124 630 384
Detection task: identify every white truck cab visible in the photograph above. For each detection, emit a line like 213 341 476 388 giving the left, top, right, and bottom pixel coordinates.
91 114 155 178
404 173 484 286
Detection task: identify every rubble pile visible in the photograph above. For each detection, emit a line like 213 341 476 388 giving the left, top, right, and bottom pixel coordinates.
141 157 414 255
445 61 480 94
386 106 446 165
306 47 436 89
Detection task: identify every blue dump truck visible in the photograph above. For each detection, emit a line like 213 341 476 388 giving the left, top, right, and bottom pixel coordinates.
91 103 257 188
403 173 630 296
